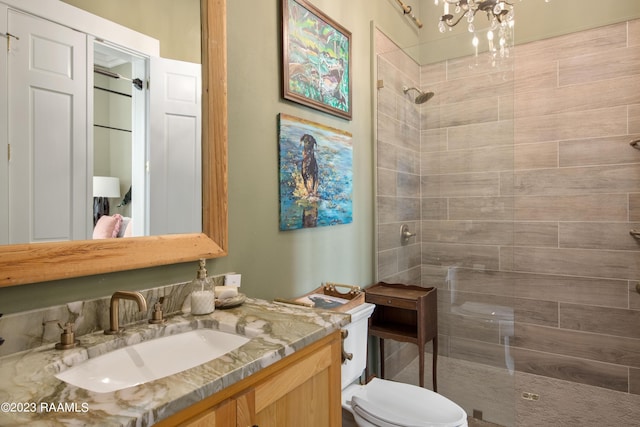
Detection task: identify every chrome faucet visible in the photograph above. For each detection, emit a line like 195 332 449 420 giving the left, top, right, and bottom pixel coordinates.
104 291 148 335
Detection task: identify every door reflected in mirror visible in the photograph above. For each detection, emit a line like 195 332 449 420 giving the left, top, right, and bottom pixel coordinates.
1 1 202 244
0 0 228 288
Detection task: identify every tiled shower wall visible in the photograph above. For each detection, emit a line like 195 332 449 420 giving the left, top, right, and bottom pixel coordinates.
376 30 422 286
376 18 640 426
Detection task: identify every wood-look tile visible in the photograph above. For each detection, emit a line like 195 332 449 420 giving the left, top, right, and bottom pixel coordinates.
397 243 422 272
377 111 399 145
421 264 451 288
376 168 396 197
630 19 640 48
503 247 640 280
399 97 421 130
422 242 500 270
447 120 514 151
420 197 448 220
420 220 556 247
502 164 640 196
560 303 640 339
512 298 559 328
436 68 514 107
560 222 640 251
514 105 627 145
396 172 420 197
376 85 398 119
377 140 397 170
516 76 640 119
513 347 628 392
631 368 640 395
630 193 640 221
440 312 503 344
377 248 398 279
514 323 640 368
559 46 640 86
516 371 640 426
448 196 514 221
513 194 629 221
396 145 420 174
446 50 515 82
420 128 447 153
631 281 640 310
559 134 640 167
377 50 419 92
396 197 421 222
515 142 558 170
442 288 558 327
499 96 515 125
514 22 627 63
394 353 515 426
419 60 447 87
630 104 640 134
514 58 557 93
422 172 501 197
445 268 628 310
421 97 500 130
377 195 396 224
422 146 514 175
377 113 420 151
449 337 511 369
382 341 419 379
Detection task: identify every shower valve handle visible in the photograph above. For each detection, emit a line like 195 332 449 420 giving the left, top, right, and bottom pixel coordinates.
400 224 416 241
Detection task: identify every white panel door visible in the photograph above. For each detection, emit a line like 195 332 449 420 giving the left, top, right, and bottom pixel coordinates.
149 57 201 235
8 9 88 243
0 4 8 244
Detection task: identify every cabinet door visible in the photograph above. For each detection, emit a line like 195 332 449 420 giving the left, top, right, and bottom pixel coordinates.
252 338 341 427
7 8 88 243
180 398 235 427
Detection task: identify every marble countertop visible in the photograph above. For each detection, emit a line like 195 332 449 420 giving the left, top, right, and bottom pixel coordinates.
0 298 350 426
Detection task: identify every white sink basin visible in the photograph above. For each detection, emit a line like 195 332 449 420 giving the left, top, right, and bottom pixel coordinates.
56 329 249 393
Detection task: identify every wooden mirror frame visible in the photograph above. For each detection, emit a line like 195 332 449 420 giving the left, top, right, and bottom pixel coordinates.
0 0 228 287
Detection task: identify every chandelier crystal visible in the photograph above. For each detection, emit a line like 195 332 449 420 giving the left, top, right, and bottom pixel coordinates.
435 0 516 65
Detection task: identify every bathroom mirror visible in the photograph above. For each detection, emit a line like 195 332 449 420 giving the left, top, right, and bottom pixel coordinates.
0 0 228 287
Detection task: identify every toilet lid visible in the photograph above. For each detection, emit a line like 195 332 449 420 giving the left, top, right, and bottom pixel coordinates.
350 378 467 427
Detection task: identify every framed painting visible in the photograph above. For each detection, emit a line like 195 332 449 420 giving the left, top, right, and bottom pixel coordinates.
278 113 352 230
282 0 352 120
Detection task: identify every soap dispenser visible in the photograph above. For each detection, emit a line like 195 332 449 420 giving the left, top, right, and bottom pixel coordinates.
189 259 215 315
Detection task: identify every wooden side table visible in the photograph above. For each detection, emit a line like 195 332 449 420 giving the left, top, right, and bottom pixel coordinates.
364 282 438 391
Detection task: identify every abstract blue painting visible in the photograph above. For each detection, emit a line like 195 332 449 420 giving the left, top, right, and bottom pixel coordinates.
278 113 352 230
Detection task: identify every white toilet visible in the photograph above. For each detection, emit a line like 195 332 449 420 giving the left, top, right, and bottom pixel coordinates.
342 303 468 427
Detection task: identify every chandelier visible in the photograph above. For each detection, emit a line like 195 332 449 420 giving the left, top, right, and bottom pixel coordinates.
435 0 516 65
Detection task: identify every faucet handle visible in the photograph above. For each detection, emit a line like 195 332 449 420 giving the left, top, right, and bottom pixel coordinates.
149 296 167 324
43 319 78 350
0 313 4 346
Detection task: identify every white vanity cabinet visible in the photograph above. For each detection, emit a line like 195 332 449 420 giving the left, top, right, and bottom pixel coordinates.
0 0 202 244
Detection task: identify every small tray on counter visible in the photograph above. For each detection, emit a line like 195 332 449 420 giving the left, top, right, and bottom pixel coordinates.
215 293 246 309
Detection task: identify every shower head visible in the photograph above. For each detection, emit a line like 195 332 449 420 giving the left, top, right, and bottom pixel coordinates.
402 86 434 104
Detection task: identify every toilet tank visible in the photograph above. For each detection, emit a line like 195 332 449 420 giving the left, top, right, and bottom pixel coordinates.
342 302 375 389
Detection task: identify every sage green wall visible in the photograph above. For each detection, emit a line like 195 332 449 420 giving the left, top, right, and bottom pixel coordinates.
4 0 638 314
0 0 420 313
207 0 422 301
61 0 201 63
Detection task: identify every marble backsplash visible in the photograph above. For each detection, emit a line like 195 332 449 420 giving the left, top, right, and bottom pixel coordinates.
0 274 226 357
